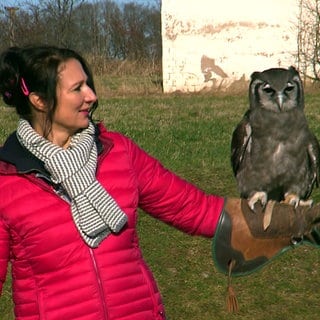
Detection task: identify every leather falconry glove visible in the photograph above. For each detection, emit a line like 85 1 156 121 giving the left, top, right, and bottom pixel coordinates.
212 198 320 276
212 198 320 313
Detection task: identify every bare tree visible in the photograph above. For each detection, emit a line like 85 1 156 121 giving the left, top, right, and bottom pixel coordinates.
103 0 127 59
40 0 84 47
15 4 48 46
297 0 320 81
0 0 162 68
4 6 19 46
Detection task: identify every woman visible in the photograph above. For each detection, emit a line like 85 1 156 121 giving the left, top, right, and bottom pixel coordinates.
0 46 318 319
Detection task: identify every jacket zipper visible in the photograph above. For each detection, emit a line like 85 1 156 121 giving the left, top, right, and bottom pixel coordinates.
46 183 109 319
89 248 108 320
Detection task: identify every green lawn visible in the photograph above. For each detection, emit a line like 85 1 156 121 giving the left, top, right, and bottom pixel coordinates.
1 92 320 319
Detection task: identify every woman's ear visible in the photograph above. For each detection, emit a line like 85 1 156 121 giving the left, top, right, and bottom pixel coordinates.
28 93 46 112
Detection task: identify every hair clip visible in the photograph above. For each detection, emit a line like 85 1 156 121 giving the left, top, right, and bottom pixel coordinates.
20 77 30 96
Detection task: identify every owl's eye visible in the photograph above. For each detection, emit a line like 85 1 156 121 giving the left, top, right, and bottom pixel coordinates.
285 82 295 93
262 83 274 95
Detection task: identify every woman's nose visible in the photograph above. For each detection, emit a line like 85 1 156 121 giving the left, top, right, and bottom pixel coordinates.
85 86 97 103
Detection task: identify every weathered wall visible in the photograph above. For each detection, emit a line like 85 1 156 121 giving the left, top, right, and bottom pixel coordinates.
161 0 299 93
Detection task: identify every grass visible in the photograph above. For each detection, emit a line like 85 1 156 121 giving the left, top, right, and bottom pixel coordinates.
1 90 320 319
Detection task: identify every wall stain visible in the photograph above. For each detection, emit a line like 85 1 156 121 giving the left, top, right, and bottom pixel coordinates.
164 14 274 40
201 55 228 82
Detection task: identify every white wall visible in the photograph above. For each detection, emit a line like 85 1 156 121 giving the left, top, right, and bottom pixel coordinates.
162 0 299 93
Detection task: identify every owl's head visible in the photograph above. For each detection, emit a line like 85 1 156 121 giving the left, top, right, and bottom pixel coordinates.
249 66 304 112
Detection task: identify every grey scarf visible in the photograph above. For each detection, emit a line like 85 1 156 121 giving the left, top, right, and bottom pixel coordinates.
17 119 127 247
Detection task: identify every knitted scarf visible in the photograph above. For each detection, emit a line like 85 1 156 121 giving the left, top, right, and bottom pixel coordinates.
17 119 127 247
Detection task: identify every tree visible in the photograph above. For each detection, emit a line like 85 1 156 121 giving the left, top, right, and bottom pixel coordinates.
40 0 84 47
297 0 320 81
0 0 162 68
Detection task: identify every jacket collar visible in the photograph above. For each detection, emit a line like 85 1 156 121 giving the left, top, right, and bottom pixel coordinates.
0 122 111 175
0 132 45 174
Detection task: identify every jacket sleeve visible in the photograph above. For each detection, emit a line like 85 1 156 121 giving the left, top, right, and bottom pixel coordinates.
127 137 225 237
0 217 9 295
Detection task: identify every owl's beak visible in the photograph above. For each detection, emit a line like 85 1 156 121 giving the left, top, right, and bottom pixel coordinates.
276 94 283 110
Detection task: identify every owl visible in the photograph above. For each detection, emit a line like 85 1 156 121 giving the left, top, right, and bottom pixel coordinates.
231 66 320 210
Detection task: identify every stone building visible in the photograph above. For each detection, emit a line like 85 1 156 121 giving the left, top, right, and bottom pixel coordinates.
161 0 300 93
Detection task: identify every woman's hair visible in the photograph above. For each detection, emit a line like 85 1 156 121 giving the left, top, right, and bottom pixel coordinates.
0 45 98 134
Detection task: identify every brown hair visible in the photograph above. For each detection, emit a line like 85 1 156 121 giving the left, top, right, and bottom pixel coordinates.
0 45 98 136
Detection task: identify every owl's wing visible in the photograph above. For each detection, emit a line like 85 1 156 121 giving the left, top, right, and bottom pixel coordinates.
307 133 320 195
231 110 252 176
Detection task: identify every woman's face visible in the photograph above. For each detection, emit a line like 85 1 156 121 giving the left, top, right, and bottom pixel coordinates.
50 58 97 145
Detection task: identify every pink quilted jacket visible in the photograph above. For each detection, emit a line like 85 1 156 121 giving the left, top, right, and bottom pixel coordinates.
0 122 224 320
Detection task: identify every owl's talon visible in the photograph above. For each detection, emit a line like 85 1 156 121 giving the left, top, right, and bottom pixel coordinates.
298 199 313 207
283 193 313 208
283 193 300 207
248 192 267 211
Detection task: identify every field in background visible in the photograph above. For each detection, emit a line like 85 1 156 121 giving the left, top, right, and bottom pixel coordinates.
0 79 320 319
